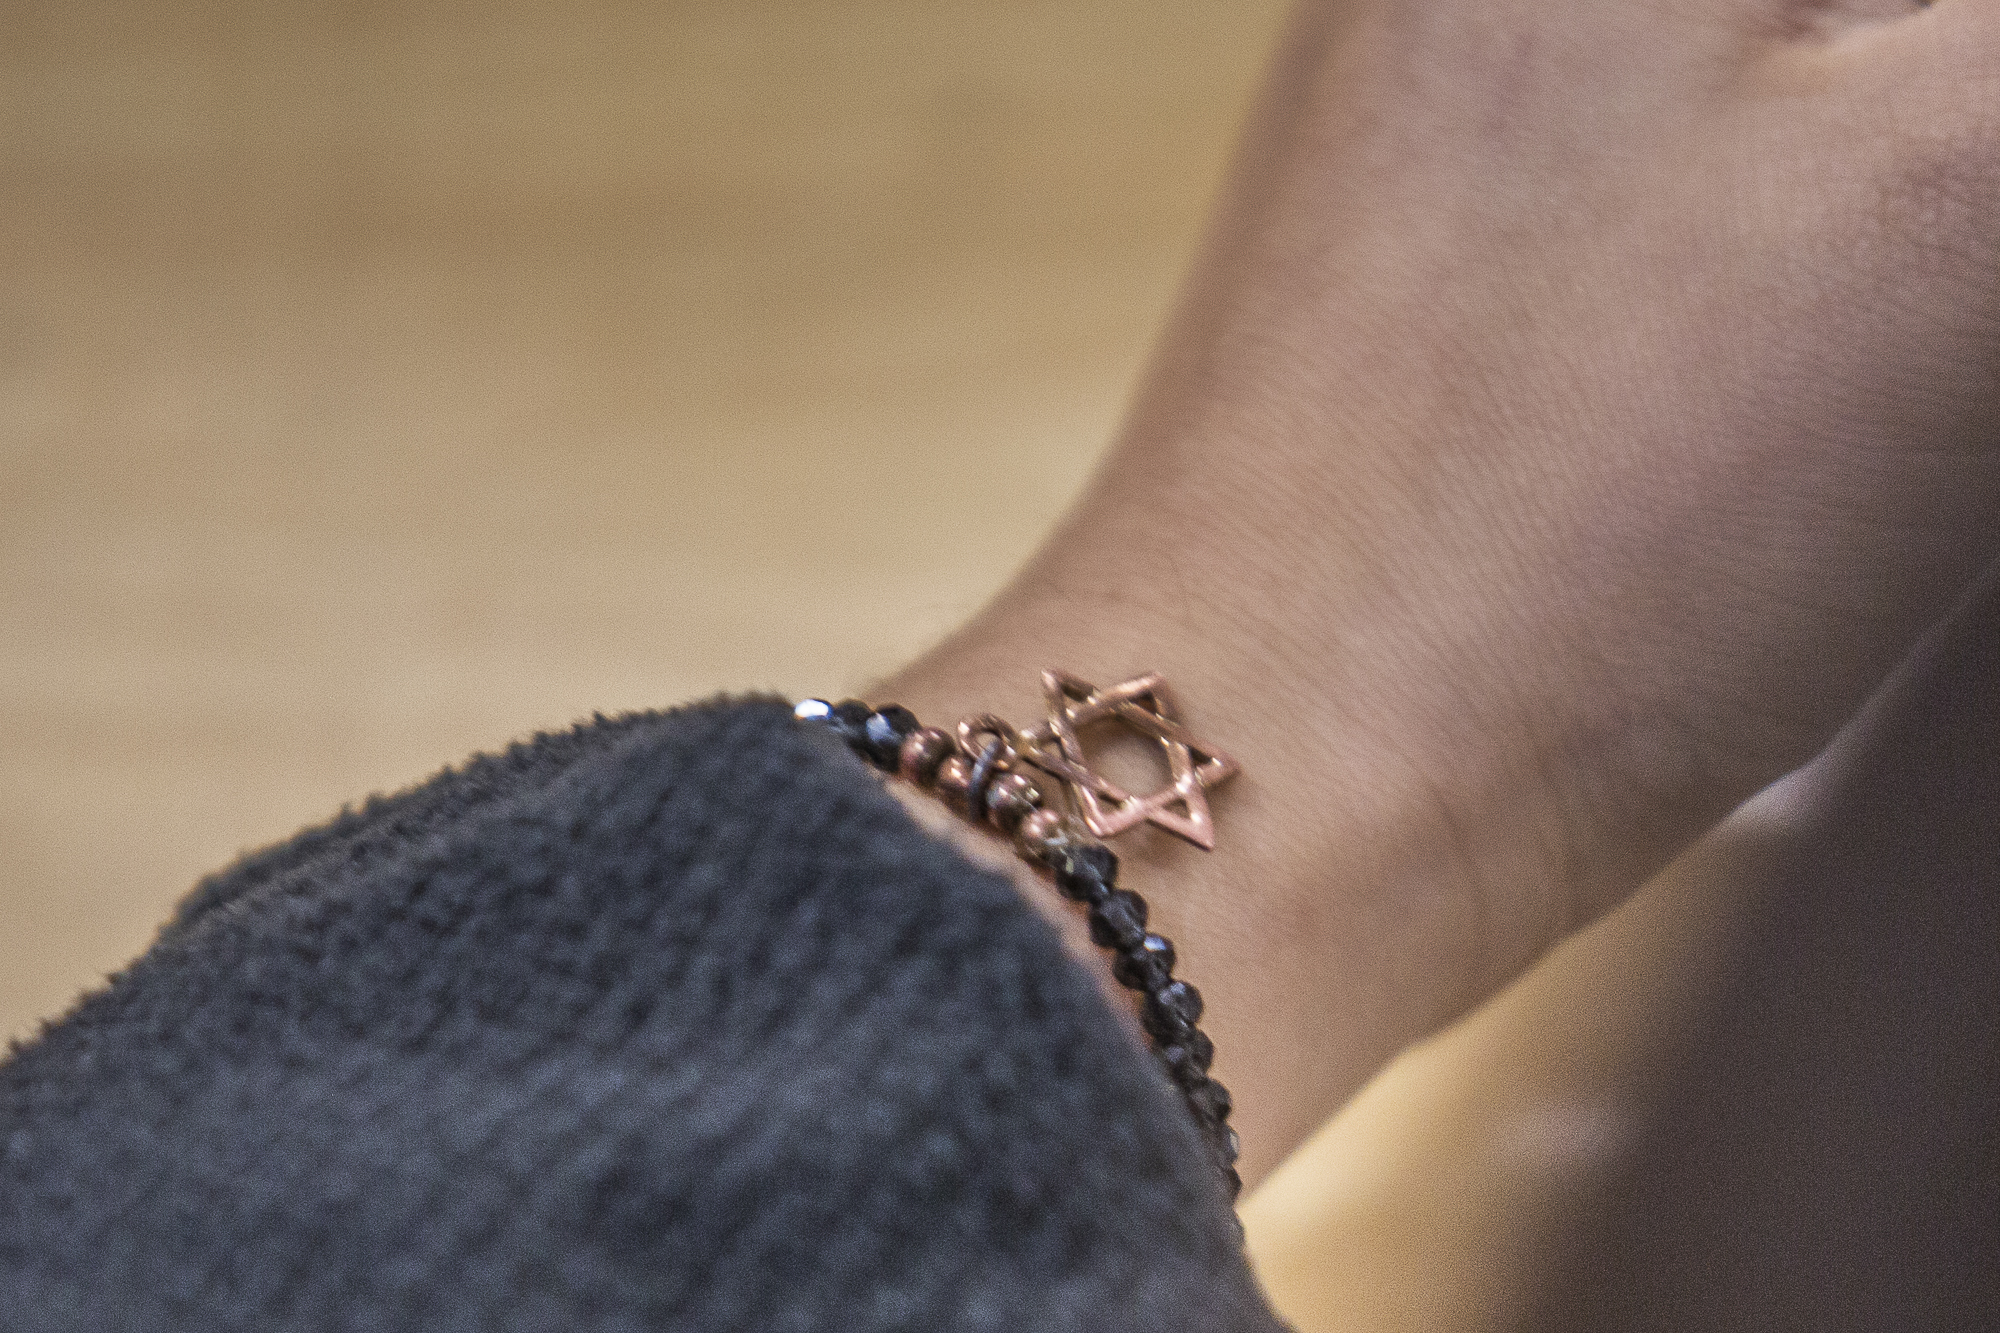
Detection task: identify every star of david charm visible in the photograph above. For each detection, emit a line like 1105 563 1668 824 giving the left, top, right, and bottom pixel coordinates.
1016 670 1239 850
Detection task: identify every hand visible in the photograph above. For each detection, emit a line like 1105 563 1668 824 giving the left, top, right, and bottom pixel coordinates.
882 0 2000 1185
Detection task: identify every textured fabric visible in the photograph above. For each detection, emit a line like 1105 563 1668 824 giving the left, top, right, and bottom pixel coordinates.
0 699 1286 1332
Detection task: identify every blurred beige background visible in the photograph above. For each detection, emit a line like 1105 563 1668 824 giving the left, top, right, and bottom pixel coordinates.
1 3 1750 1327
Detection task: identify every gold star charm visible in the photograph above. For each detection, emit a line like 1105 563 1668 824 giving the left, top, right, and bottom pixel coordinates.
1016 671 1239 850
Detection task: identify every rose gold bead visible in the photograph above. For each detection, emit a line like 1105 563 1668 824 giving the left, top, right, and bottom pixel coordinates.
898 727 956 786
932 754 975 815
982 771 1043 832
1013 807 1067 862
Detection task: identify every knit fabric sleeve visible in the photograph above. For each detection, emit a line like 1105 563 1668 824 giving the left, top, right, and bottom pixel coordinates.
0 698 1290 1332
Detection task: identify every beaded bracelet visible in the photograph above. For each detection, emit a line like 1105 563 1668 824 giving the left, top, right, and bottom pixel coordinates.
795 670 1244 1200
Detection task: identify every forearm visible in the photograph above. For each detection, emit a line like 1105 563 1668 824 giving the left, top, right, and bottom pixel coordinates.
875 403 1717 1188
879 0 2000 1186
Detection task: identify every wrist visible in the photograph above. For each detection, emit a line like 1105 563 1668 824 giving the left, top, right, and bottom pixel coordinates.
869 536 1529 1186
868 405 1783 1185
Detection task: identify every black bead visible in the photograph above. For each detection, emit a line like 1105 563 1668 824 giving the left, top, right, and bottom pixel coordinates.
1213 1124 1241 1168
1157 1028 1214 1087
793 698 834 723
827 699 873 750
1186 1075 1232 1125
1087 889 1149 951
963 733 1007 811
1160 1051 1207 1091
1019 825 1071 870
1142 979 1202 1043
860 705 919 770
1224 1166 1243 1201
1112 933 1176 993
1056 869 1111 908
1183 1028 1214 1073
1054 843 1118 903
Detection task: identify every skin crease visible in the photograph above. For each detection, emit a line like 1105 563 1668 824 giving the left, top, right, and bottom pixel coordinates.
877 0 2000 1189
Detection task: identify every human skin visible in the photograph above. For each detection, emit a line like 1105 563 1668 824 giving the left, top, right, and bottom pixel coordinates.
876 0 2000 1188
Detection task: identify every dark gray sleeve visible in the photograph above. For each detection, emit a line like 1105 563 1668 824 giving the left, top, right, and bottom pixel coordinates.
0 698 1286 1333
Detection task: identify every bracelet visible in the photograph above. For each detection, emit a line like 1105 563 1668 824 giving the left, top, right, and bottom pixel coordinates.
795 671 1244 1200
